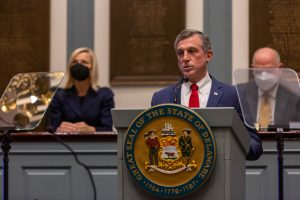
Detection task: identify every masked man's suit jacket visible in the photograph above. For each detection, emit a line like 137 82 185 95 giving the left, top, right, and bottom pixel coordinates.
151 76 263 160
237 81 300 125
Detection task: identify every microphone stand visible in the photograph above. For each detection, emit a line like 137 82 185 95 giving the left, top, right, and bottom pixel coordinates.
1 128 14 200
173 78 188 104
268 125 288 200
276 127 284 200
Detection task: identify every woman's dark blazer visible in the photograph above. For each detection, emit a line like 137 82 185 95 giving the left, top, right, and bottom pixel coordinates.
48 86 114 132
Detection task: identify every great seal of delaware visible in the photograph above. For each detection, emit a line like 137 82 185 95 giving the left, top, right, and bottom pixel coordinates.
124 104 216 198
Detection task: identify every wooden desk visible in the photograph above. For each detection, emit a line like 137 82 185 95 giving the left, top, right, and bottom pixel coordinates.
2 131 300 200
258 130 300 140
8 131 117 141
246 131 300 200
0 131 118 200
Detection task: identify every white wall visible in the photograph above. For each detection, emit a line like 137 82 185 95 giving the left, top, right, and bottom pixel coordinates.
50 0 248 108
232 0 249 84
50 0 67 86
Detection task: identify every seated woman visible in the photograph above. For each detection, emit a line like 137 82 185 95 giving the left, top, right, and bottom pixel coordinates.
48 47 114 132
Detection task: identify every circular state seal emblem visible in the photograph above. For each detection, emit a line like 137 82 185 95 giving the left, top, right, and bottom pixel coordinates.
124 104 216 198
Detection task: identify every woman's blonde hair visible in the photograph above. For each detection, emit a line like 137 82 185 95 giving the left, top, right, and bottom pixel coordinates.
64 47 99 90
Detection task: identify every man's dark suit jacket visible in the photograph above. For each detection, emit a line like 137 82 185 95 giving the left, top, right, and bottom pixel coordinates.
48 86 114 132
237 81 300 125
151 76 263 160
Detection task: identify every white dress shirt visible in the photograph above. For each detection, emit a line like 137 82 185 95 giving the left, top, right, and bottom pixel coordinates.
181 72 212 108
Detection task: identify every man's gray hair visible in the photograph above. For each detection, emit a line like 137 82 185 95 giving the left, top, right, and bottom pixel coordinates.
174 29 212 53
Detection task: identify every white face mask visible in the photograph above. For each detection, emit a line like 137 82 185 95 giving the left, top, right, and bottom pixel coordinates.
254 71 279 91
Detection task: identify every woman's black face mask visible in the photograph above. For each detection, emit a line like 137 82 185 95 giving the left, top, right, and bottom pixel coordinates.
70 63 90 81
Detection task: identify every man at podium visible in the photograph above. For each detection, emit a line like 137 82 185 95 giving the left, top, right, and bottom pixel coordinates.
151 29 263 160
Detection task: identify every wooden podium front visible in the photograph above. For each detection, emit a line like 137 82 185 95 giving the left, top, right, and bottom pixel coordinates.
112 107 250 200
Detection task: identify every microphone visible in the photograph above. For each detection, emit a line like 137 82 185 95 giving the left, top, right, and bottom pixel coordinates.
174 77 188 104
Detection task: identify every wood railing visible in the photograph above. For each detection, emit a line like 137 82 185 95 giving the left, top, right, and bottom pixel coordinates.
258 130 300 140
4 130 300 141
6 131 117 141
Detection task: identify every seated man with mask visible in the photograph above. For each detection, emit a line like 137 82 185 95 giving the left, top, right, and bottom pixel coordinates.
237 47 300 128
48 47 115 133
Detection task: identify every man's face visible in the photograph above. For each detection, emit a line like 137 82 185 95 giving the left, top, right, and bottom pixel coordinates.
252 48 283 91
176 35 212 83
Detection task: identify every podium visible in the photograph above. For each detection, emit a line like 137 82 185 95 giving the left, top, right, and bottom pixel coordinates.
112 107 250 200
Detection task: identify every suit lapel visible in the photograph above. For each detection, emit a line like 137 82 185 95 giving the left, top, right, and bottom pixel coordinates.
177 86 182 104
245 81 259 120
65 88 82 117
64 87 98 117
206 78 224 107
274 85 288 123
81 90 98 114
168 83 182 104
175 85 182 104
